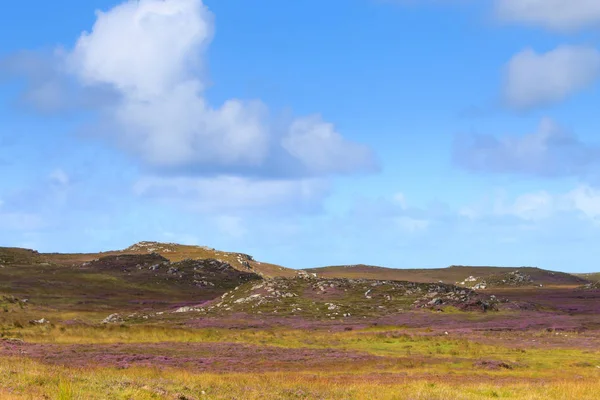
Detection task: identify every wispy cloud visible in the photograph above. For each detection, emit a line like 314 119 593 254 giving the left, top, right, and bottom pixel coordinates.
133 175 330 214
495 0 600 31
453 118 600 178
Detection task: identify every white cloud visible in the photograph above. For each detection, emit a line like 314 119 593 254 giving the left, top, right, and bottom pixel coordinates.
494 191 556 221
454 117 600 177
70 0 213 98
495 0 600 31
113 84 269 167
61 0 374 175
282 115 376 175
133 175 330 212
460 185 600 222
566 185 600 220
504 46 600 109
68 0 267 168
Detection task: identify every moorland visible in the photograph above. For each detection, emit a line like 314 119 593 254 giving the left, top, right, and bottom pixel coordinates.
1 242 599 399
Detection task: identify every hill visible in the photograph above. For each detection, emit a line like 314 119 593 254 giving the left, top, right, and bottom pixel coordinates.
1 242 594 326
0 252 261 314
195 275 509 319
305 264 588 288
0 242 292 316
38 242 296 278
575 272 600 282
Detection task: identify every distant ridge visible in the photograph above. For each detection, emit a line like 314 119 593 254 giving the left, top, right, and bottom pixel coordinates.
1 242 594 286
306 264 589 288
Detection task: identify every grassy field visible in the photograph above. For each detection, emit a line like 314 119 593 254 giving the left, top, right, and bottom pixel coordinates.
1 323 600 399
2 357 600 400
2 244 600 399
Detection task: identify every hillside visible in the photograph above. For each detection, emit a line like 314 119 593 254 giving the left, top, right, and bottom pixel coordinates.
0 242 291 317
0 252 261 314
1 242 595 326
305 264 589 288
195 276 508 318
575 273 600 282
4 241 295 278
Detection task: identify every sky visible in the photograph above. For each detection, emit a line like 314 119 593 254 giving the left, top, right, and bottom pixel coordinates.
1 0 600 272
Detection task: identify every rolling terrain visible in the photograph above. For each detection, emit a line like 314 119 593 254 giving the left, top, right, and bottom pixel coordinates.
576 272 600 282
1 242 600 399
28 241 296 278
306 264 589 288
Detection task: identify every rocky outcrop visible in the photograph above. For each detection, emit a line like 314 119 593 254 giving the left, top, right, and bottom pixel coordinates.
198 277 506 318
580 282 600 290
457 270 534 289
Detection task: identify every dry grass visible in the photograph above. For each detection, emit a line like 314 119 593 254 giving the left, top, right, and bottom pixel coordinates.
2 244 599 399
2 323 600 398
1 356 599 399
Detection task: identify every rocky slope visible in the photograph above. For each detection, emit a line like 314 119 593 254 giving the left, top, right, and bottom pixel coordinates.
1 241 295 278
174 275 510 319
580 281 600 290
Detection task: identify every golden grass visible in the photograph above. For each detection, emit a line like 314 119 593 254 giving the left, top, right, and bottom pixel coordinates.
9 324 599 359
1 356 599 399
2 323 599 399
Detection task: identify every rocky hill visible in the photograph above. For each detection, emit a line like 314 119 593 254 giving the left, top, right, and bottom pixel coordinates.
3 241 295 278
1 242 593 325
172 275 515 320
0 245 263 313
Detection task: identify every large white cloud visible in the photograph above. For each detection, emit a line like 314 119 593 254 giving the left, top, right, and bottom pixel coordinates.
495 0 600 31
70 0 212 98
63 0 375 175
503 46 600 109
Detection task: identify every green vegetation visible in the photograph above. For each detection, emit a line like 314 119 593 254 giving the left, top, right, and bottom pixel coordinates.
2 357 598 400
1 243 600 399
1 325 599 399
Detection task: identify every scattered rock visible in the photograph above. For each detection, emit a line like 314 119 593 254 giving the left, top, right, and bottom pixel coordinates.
581 282 600 290
211 276 506 317
102 313 123 324
29 318 49 325
174 306 203 313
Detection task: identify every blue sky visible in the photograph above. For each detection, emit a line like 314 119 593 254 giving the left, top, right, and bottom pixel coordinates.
1 0 600 272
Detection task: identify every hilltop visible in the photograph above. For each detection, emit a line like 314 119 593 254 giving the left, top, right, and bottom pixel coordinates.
3 243 589 287
3 241 295 278
306 264 588 288
0 242 289 316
